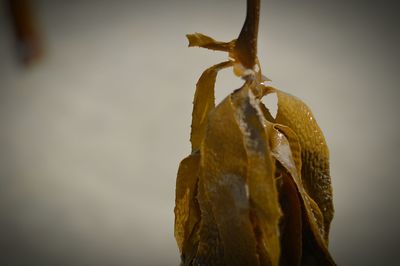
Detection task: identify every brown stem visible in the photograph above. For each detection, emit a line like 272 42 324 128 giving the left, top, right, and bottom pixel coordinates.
233 0 260 70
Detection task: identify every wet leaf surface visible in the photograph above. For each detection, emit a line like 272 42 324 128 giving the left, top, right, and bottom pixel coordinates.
174 1 335 265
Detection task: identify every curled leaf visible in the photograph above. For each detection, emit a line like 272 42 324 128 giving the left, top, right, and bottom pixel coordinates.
197 89 260 265
266 86 334 240
175 79 336 265
231 84 282 266
191 60 232 151
174 153 200 256
175 1 335 265
279 170 303 266
268 121 335 264
187 33 235 52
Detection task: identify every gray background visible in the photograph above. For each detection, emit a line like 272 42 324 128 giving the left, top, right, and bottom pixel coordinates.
0 0 399 265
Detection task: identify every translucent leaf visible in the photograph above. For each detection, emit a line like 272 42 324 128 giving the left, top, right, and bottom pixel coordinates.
265 86 334 241
268 125 335 265
198 90 260 265
177 5 336 261
174 153 201 256
177 59 232 265
190 61 232 151
187 33 235 52
231 84 282 266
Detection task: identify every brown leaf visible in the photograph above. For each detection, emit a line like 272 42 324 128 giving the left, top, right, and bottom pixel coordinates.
186 33 235 52
190 61 232 151
197 88 259 265
271 87 334 242
231 84 282 266
174 153 201 260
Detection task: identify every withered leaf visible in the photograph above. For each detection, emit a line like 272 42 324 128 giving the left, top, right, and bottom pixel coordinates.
197 91 260 265
265 86 334 241
175 1 335 265
174 153 201 258
190 60 232 151
175 78 335 265
231 84 282 266
187 33 235 52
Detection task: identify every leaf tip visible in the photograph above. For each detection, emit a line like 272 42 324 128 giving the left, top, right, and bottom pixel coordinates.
186 33 198 47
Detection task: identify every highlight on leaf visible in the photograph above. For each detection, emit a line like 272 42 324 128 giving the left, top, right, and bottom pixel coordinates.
174 0 335 265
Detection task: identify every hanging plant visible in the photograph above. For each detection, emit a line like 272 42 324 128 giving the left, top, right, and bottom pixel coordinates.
174 0 335 265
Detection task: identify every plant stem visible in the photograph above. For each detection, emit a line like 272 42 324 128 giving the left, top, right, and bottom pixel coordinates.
233 0 260 70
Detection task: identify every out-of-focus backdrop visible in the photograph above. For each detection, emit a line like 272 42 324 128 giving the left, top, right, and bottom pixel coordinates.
0 0 399 265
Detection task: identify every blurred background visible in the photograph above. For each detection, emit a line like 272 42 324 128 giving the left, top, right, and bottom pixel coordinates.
0 0 399 265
